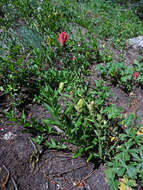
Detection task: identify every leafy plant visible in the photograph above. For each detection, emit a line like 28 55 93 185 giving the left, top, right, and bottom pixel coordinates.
106 127 143 189
96 62 134 92
38 79 124 163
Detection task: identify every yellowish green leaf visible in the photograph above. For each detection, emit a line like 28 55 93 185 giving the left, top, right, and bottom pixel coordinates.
74 99 84 113
119 176 136 190
58 82 64 94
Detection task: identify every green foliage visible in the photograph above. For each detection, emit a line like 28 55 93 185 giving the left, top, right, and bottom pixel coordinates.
96 62 135 92
133 60 143 86
97 60 143 92
106 127 143 189
37 79 124 163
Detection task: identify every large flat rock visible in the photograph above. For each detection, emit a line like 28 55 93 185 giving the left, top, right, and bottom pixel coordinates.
127 36 143 49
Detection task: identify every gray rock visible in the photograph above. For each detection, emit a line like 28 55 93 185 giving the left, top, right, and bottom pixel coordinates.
127 36 143 49
2 131 17 140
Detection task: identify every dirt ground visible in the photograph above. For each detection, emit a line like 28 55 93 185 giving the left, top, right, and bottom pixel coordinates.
0 104 109 190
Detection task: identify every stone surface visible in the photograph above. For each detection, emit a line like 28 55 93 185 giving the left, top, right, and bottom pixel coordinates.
2 131 17 141
127 36 143 49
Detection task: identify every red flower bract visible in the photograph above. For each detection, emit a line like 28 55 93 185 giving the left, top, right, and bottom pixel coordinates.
133 72 139 79
72 56 75 61
57 32 68 46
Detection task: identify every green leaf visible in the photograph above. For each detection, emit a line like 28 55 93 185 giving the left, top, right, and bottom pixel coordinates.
127 166 137 179
105 168 119 190
45 139 67 150
85 145 94 151
116 167 126 177
42 118 61 127
105 167 116 180
87 153 93 162
33 135 43 145
44 103 60 122
73 148 84 158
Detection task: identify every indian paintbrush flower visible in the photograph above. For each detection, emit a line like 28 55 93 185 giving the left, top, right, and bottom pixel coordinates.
133 72 139 79
72 56 76 61
57 32 68 46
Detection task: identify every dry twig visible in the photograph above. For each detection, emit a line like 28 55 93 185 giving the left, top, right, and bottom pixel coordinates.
11 177 18 190
0 165 9 189
2 165 18 190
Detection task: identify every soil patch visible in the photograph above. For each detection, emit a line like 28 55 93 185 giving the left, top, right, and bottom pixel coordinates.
0 107 109 190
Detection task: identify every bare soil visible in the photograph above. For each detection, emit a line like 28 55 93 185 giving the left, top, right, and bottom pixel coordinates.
0 104 109 190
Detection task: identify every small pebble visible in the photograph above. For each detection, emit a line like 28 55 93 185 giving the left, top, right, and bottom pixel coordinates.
2 132 17 141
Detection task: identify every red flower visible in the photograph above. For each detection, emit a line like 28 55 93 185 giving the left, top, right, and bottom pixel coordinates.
133 72 139 79
57 32 68 46
72 56 75 61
